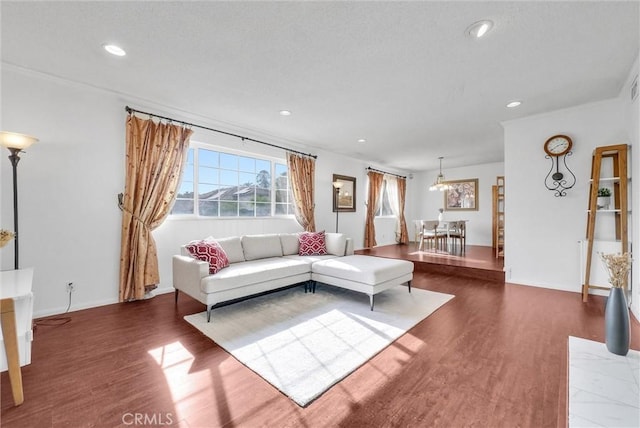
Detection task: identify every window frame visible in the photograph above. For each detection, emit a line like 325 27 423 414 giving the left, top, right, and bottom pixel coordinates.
170 141 294 219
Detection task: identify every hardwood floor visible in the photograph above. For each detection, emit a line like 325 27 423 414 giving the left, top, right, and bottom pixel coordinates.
2 252 638 427
357 243 504 272
357 243 505 282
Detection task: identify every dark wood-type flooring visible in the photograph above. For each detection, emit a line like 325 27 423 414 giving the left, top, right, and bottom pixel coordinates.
357 243 505 282
2 245 639 427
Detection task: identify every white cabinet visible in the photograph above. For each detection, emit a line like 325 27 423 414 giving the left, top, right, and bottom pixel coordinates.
0 268 34 371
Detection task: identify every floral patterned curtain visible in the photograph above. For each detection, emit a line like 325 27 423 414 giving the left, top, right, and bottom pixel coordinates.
287 153 316 232
397 177 409 244
119 114 192 301
364 171 384 247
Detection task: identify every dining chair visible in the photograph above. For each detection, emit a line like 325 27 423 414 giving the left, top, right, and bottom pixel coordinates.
448 220 466 254
413 220 423 245
418 220 443 251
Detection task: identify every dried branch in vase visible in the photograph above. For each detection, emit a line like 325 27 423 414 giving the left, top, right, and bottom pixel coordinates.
0 229 15 248
599 252 632 288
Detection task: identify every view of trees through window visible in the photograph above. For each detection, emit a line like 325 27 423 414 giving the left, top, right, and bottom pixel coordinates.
171 147 294 217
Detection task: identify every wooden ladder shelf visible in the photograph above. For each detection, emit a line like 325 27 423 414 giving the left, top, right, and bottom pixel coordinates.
582 144 629 302
492 176 505 258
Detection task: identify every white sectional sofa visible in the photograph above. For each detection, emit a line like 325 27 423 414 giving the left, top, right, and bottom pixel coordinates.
173 232 354 321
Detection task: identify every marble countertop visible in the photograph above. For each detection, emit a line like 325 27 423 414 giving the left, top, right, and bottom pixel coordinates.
568 336 640 427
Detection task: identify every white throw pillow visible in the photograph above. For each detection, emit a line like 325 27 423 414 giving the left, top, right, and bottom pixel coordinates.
280 233 301 255
325 233 347 256
242 234 284 261
208 236 245 264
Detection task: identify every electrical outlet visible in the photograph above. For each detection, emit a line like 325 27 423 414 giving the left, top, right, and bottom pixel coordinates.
67 282 75 293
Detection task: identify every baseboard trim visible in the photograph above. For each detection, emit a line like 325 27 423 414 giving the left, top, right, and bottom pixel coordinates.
33 286 176 318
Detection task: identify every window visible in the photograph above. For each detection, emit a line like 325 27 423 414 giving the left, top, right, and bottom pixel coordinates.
171 145 294 217
376 179 394 217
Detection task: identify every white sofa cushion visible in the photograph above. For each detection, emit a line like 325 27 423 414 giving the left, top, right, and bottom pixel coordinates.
242 234 283 261
200 257 309 293
325 233 347 256
279 233 301 255
211 236 245 264
312 255 414 285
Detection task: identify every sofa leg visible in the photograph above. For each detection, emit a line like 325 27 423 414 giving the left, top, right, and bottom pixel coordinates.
312 281 317 294
369 294 374 311
408 280 412 293
174 289 179 304
306 280 314 293
206 306 212 323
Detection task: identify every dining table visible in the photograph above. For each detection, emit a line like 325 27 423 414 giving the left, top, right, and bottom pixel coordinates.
414 219 467 254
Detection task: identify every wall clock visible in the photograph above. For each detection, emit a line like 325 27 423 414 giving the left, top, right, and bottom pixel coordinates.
544 134 576 197
544 134 573 157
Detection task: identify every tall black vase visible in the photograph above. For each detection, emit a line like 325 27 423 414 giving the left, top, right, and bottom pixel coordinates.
604 287 630 356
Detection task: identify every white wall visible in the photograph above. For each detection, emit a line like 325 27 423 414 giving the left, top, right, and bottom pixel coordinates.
1 66 410 316
503 98 629 293
1 68 126 316
623 54 639 319
411 162 504 246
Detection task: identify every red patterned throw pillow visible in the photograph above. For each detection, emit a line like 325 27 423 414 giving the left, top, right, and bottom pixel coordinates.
298 231 327 256
185 240 230 274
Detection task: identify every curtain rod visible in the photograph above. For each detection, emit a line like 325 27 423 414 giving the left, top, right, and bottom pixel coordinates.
366 166 406 179
125 106 317 159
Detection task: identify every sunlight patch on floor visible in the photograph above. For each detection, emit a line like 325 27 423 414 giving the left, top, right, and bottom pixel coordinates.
148 341 215 421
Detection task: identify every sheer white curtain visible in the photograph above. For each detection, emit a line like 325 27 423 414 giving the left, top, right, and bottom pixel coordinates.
385 176 402 243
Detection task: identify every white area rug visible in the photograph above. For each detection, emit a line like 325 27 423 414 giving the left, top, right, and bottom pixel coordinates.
184 285 454 407
568 336 640 428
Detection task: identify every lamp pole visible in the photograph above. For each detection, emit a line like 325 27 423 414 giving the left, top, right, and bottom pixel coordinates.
8 149 21 270
332 181 344 233
0 132 38 270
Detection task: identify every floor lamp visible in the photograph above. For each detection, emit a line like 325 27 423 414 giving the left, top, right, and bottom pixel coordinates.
332 180 343 233
0 132 38 270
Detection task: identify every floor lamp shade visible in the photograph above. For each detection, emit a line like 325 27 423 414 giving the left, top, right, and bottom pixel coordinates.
0 131 38 270
0 132 38 150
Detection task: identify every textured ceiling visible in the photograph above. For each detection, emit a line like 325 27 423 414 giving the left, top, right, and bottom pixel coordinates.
1 1 638 172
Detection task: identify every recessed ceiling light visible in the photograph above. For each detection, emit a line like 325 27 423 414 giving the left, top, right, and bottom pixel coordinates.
279 110 291 116
506 101 522 108
466 20 494 38
103 44 126 56
357 139 366 143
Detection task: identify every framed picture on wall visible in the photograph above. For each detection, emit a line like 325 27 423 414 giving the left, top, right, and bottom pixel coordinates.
332 174 356 212
444 178 478 211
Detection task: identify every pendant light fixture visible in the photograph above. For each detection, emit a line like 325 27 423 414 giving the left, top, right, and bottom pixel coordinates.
429 157 449 191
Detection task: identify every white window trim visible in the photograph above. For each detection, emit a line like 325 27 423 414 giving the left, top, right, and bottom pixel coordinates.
170 141 294 219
